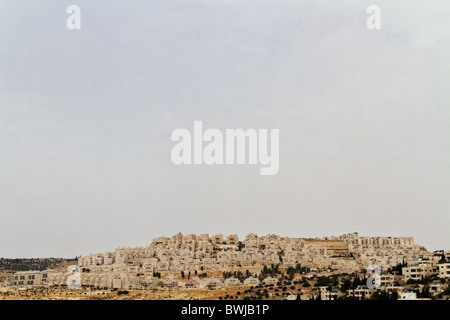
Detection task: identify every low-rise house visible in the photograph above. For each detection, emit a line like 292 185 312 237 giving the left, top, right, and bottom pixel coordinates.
262 277 278 285
204 278 223 290
380 273 402 287
157 261 170 272
438 263 450 279
163 276 179 291
141 263 155 273
399 291 418 300
243 277 260 286
347 285 375 300
126 265 140 273
429 280 443 293
184 280 200 289
319 286 338 300
402 259 438 282
224 277 241 286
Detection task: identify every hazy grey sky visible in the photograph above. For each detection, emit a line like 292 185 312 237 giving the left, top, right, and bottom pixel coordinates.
1 0 449 258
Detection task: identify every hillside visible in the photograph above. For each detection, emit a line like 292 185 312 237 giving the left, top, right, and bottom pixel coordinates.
0 258 77 281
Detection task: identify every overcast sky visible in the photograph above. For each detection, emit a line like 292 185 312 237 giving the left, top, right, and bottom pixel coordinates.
1 0 449 258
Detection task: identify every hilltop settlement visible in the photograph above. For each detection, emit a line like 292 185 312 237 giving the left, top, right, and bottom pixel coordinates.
1 232 449 300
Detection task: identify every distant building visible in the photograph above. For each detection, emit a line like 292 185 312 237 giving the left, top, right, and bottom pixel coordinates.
402 259 437 282
243 277 260 286
11 270 52 287
347 286 375 300
262 277 278 285
224 277 241 286
319 286 338 300
399 292 417 300
438 263 450 279
184 280 200 289
380 273 402 287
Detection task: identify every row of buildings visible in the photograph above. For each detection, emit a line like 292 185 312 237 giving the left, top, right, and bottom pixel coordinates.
5 259 449 295
77 232 429 274
3 233 448 295
6 268 273 291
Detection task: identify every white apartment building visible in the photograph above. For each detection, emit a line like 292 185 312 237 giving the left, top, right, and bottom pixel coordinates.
402 259 437 282
11 270 52 287
438 263 450 279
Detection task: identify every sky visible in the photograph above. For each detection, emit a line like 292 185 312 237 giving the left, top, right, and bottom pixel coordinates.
0 0 449 258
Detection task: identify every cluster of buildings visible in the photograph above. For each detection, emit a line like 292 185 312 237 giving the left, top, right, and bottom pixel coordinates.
2 232 448 297
5 269 271 292
403 257 450 282
77 232 429 274
321 255 450 300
